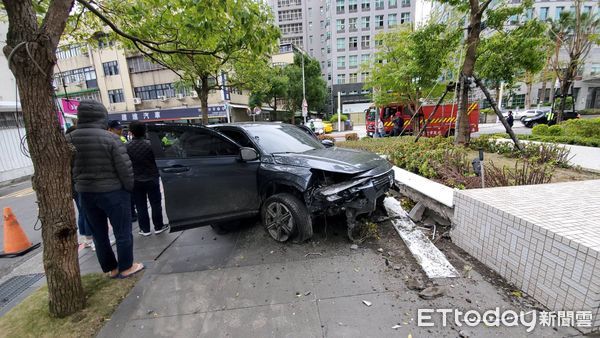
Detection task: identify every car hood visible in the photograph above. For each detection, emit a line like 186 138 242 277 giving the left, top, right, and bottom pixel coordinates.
273 147 390 174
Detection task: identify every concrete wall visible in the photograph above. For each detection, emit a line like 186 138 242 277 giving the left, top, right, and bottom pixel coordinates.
452 181 600 333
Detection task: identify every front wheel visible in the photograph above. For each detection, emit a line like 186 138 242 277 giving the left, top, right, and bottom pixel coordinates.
261 193 313 242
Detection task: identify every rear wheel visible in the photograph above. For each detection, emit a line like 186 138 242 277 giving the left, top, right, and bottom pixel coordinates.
261 193 313 242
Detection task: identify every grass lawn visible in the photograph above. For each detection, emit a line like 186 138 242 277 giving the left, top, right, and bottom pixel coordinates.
0 273 140 338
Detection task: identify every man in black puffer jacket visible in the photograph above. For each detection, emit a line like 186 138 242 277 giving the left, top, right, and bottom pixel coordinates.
67 100 144 278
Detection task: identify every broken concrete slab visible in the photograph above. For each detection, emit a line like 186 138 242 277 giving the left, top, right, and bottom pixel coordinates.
408 201 426 222
383 197 459 279
418 286 445 300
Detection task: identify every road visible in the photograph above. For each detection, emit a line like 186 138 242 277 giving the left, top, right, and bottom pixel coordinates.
473 121 532 136
0 180 42 279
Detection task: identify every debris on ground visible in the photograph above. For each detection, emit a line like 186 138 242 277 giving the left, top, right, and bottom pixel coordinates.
304 252 323 257
458 330 470 338
377 248 384 253
350 244 359 250
511 290 523 298
408 202 426 222
362 300 372 307
406 278 426 291
418 286 445 300
463 264 473 278
392 324 402 329
304 291 311 296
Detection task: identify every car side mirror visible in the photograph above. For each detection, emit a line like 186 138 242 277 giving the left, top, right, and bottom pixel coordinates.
240 147 258 161
321 139 335 148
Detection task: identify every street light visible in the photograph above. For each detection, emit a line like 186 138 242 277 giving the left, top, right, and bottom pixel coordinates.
294 44 308 124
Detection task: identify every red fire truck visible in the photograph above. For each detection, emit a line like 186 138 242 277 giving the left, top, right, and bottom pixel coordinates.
365 102 479 137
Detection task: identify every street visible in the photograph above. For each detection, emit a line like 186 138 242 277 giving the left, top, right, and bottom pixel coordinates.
473 122 533 136
0 180 41 279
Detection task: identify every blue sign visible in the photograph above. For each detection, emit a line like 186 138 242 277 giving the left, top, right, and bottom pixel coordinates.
109 105 226 122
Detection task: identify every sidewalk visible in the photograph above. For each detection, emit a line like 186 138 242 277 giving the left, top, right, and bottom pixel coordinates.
97 221 576 337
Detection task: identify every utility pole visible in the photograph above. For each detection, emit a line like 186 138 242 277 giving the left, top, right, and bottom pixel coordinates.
302 52 307 124
337 91 342 132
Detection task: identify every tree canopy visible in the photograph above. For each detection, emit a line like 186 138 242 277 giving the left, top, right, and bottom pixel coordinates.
364 22 461 110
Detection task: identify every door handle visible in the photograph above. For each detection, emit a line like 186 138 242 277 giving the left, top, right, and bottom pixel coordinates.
162 165 190 173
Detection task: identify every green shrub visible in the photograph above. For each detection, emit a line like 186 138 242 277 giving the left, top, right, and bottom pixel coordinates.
329 114 348 123
547 125 563 136
560 118 600 138
578 108 600 115
532 124 549 136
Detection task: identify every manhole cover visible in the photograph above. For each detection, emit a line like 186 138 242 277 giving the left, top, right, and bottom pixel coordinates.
0 273 44 309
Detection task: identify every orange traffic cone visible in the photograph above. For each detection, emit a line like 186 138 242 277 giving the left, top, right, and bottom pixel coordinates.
0 207 40 258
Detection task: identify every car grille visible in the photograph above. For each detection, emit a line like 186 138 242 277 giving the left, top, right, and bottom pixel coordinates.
373 171 393 191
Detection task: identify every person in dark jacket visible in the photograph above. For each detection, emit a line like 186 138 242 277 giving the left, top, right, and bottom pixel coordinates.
108 120 138 223
507 111 514 128
66 100 143 278
126 121 168 236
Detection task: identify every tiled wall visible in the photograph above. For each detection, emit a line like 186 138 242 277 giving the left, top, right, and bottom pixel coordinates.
451 181 600 333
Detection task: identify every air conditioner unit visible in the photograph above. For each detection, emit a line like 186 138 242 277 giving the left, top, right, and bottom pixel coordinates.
191 91 198 98
176 93 185 100
158 95 168 102
133 98 142 105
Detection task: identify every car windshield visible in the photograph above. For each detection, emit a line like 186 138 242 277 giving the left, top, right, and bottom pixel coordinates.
245 124 324 154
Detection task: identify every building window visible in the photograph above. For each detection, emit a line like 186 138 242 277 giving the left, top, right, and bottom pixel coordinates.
539 7 549 20
337 19 345 32
337 56 346 68
127 56 165 73
97 36 115 49
389 13 397 26
389 0 397 8
349 55 358 68
555 7 564 19
328 73 332 81
281 36 304 46
361 35 370 49
361 54 370 64
277 0 302 7
362 16 370 29
280 23 303 35
375 37 383 47
509 14 518 24
401 0 410 7
56 44 84 60
375 15 384 28
337 74 346 84
102 61 119 76
400 12 410 24
134 83 176 100
349 73 358 83
583 6 592 14
53 67 97 88
321 48 326 56
375 0 384 9
337 38 346 51
362 0 370 11
349 0 358 12
524 8 533 20
361 72 370 81
278 9 302 21
590 63 600 76
108 89 125 103
349 17 358 31
349 37 358 49
336 0 345 13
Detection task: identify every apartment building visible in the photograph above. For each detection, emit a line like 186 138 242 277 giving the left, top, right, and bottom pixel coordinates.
269 0 433 115
509 1 600 110
53 41 253 124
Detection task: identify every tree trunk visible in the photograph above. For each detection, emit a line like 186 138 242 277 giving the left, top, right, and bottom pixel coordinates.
455 5 483 145
195 75 210 125
557 61 576 123
525 76 533 109
2 0 85 317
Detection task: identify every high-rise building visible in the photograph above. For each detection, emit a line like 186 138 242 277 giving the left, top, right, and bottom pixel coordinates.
269 0 434 117
509 1 599 110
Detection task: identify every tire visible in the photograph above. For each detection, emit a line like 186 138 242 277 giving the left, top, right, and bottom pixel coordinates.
261 193 313 242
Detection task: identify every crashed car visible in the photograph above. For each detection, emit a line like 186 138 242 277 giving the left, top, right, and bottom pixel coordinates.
146 122 393 242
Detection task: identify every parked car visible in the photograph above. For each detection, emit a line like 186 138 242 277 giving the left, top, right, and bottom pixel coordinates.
503 109 549 122
146 122 394 242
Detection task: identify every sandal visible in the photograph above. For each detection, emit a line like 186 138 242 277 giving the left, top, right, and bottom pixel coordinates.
107 269 119 279
118 262 145 279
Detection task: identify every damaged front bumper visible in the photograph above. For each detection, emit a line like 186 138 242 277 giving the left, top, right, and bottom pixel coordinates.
309 169 395 240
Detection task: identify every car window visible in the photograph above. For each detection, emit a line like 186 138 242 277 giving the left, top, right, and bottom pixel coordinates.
218 129 255 149
150 129 238 158
245 124 324 154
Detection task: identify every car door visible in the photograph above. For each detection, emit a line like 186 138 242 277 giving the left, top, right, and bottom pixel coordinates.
147 124 260 231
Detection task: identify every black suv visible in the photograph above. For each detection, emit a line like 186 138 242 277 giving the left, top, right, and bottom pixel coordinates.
146 122 393 242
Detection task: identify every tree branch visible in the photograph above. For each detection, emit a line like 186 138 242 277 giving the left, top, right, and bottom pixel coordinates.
75 0 218 56
42 0 75 46
477 0 494 16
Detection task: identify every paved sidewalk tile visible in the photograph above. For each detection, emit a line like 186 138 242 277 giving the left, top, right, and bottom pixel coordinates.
117 313 207 338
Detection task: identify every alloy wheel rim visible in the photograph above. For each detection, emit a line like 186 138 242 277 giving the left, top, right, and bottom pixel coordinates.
265 202 293 241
